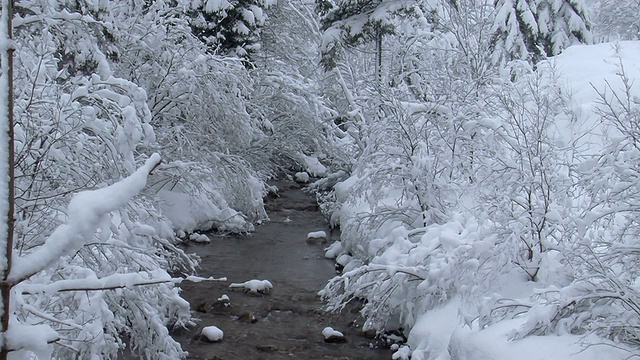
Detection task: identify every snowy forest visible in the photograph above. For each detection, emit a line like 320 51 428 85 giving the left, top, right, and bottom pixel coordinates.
0 0 638 359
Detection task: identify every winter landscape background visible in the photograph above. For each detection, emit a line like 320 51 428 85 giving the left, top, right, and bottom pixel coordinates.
0 0 637 359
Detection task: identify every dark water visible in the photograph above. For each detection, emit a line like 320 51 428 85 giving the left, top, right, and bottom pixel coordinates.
172 181 392 360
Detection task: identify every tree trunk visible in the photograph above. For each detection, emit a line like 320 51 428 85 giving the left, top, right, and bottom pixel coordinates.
0 0 14 358
375 25 382 84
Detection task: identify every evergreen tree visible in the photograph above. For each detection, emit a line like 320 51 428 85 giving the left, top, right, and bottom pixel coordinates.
187 0 275 64
491 0 592 65
316 0 441 70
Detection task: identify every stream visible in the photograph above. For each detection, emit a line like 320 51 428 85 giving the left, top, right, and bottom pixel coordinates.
172 181 392 360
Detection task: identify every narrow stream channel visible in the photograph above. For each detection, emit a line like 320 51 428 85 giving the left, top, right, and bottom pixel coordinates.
172 181 392 359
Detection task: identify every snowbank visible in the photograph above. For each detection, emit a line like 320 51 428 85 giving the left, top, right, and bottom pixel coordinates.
542 41 640 153
449 319 631 360
158 189 250 234
400 299 633 360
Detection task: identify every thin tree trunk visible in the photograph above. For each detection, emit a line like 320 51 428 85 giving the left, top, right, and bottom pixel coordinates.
0 0 14 358
375 26 382 84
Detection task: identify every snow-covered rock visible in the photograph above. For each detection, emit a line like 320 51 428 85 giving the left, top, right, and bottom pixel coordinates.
324 241 343 259
307 230 328 244
392 345 411 360
307 230 327 239
229 279 273 294
216 294 230 307
201 326 224 342
335 253 352 267
322 327 347 343
189 232 210 243
295 172 310 183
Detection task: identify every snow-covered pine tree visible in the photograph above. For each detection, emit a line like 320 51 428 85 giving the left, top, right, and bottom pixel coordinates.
187 0 275 64
317 0 431 70
491 0 592 65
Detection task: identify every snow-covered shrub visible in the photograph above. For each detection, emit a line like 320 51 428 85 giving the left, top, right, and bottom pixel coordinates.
318 0 505 335
110 1 269 232
321 215 498 332
244 0 337 174
476 51 640 352
9 3 198 358
591 0 640 41
479 70 575 282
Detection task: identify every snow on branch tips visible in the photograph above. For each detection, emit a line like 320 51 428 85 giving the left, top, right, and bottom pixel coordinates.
7 154 162 283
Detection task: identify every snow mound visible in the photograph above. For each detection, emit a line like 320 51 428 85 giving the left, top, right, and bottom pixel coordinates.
229 279 273 294
201 326 223 342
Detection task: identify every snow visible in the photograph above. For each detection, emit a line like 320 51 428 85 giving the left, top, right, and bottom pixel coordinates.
449 318 633 360
400 297 634 360
541 41 640 153
229 279 273 293
324 241 343 259
321 326 344 339
402 300 462 360
201 326 224 342
5 318 58 359
158 188 249 234
189 233 210 243
380 42 640 360
307 230 327 239
335 253 353 267
9 154 162 282
183 275 227 283
295 171 310 183
299 154 328 177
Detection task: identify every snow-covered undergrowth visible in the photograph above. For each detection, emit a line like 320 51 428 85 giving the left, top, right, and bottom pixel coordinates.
113 2 270 234
319 42 640 359
4 1 292 358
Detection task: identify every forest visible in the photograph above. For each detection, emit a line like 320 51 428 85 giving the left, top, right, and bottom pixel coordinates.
0 0 637 359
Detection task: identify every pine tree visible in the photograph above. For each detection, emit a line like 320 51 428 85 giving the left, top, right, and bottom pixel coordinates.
187 0 274 64
317 0 436 70
491 0 592 65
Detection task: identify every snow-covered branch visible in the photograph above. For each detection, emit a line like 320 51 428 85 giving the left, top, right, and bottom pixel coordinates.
17 273 225 294
8 154 162 283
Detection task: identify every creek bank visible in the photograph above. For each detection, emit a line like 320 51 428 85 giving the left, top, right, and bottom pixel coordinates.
172 181 391 359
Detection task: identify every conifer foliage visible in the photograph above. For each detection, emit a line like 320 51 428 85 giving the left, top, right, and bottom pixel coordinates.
188 0 276 62
491 0 592 64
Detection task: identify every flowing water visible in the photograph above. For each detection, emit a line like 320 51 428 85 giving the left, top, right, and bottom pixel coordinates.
172 181 392 360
